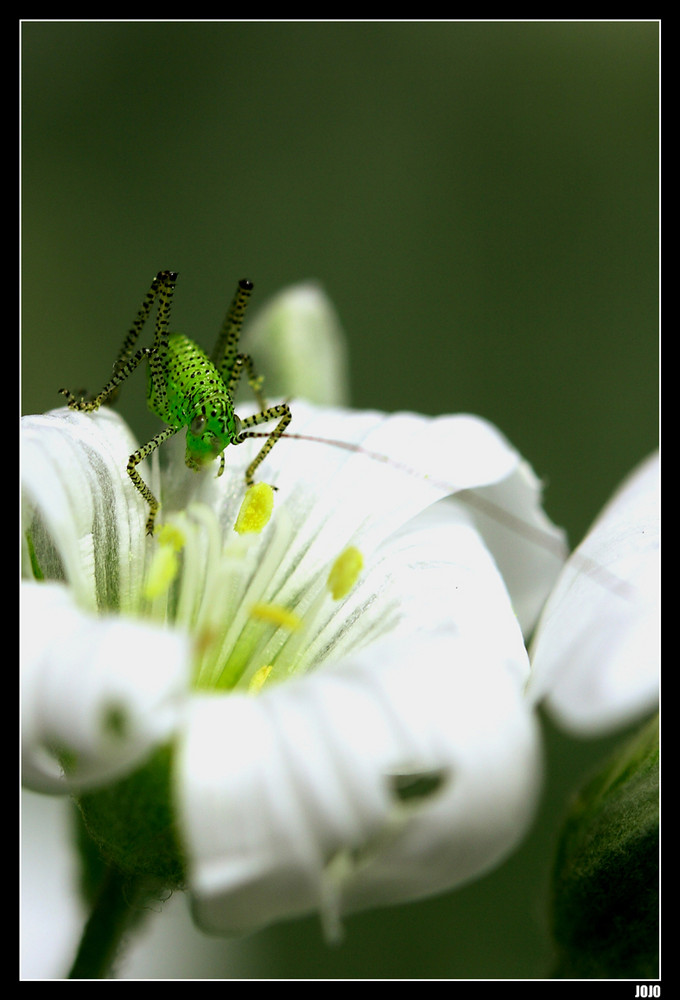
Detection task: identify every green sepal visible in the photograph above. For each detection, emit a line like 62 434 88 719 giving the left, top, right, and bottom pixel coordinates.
75 742 185 890
551 714 659 979
73 801 110 906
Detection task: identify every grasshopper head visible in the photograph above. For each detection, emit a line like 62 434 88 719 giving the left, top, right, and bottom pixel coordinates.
185 394 241 472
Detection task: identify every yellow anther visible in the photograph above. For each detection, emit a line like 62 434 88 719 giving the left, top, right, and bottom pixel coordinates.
155 522 187 551
327 546 363 600
249 602 302 631
194 625 219 661
143 545 179 599
248 664 273 693
234 482 275 535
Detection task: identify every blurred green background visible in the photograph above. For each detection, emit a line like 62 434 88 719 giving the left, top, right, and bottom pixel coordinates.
21 21 658 979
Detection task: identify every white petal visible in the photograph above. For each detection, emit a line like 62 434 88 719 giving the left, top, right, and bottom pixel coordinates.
21 409 148 613
21 790 85 978
21 581 190 793
528 452 659 735
457 459 568 635
176 537 539 935
295 498 533 689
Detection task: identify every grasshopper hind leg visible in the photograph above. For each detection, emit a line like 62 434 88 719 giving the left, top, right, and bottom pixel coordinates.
58 270 176 413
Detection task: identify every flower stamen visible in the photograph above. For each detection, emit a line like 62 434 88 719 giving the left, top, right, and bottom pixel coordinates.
143 524 186 600
248 664 273 693
233 482 275 535
327 546 363 600
249 602 303 631
255 545 367 685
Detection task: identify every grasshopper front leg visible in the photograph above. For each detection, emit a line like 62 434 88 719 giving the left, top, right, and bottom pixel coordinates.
236 402 293 487
127 425 179 535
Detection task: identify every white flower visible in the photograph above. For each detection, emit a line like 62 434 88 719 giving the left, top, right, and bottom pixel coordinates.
528 451 660 736
22 399 567 936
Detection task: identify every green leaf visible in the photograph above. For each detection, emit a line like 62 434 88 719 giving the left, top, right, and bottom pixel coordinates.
551 714 659 978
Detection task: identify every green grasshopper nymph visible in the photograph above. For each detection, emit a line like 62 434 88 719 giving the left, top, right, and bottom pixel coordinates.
60 272 291 536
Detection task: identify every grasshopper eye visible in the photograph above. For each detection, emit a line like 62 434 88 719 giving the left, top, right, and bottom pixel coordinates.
190 414 206 435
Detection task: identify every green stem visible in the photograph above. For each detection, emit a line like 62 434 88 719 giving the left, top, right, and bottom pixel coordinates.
68 866 143 980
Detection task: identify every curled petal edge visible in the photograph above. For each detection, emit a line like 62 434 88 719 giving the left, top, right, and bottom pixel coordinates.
21 581 190 794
